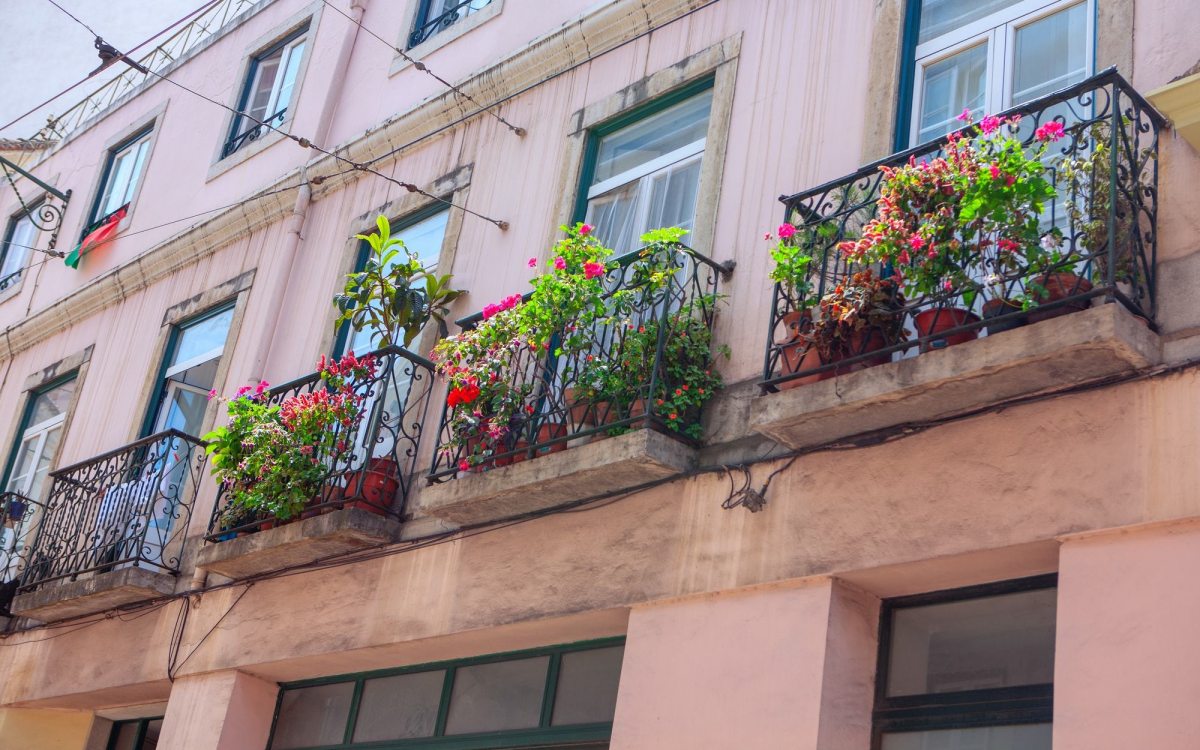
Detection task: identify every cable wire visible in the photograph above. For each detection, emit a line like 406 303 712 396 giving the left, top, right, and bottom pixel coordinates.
317 0 525 137
41 0 100 38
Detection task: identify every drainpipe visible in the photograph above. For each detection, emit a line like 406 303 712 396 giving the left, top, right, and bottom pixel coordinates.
247 0 369 381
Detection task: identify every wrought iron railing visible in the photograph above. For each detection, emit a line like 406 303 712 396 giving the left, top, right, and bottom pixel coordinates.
409 0 494 48
0 270 22 294
221 107 288 159
762 69 1164 390
18 431 207 593
34 0 262 141
0 492 45 614
205 346 434 540
429 244 729 480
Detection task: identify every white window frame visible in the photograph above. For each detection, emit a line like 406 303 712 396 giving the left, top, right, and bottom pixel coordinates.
910 0 1094 146
244 34 307 129
6 402 68 500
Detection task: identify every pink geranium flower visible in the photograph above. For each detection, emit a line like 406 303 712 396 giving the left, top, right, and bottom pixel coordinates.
583 261 605 279
777 223 797 239
989 163 1001 179
553 256 566 270
1035 121 1065 142
527 257 537 268
579 224 593 236
908 234 925 250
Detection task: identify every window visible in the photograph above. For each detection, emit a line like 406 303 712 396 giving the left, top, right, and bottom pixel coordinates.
107 717 163 750
3 376 75 503
339 207 449 356
904 0 1092 146
90 127 152 227
0 206 39 293
224 26 308 158
578 82 713 255
873 576 1057 750
146 305 235 438
409 0 493 48
269 640 624 749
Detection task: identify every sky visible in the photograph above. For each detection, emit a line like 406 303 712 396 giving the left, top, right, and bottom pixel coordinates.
0 0 197 138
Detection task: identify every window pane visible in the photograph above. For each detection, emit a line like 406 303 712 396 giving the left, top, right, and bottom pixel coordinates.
881 723 1052 750
591 91 712 185
1012 4 1088 105
886 588 1056 697
918 0 1023 44
27 379 75 426
443 656 549 735
172 307 234 367
918 43 988 144
551 646 623 726
110 721 141 750
1 213 37 282
274 40 306 118
271 683 354 749
248 54 282 121
139 719 163 749
352 669 444 742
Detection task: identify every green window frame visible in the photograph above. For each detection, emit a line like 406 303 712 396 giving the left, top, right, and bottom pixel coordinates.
85 124 153 237
570 75 716 227
0 371 77 497
267 638 624 750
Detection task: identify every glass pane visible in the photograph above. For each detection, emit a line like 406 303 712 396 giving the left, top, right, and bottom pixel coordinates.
443 656 549 735
584 180 639 254
120 140 151 207
28 379 75 427
156 386 208 435
886 588 1056 697
110 721 141 750
645 157 702 235
271 683 354 750
1 213 37 280
918 0 1022 44
1012 4 1088 105
352 669 444 742
918 43 988 144
6 435 40 494
248 54 282 121
101 149 135 216
172 357 219 391
552 646 623 726
591 91 712 185
274 40 306 118
172 307 234 367
26 425 61 501
139 719 163 749
881 723 1052 750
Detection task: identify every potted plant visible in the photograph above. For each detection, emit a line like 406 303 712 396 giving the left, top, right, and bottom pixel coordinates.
766 222 826 387
805 269 905 371
840 112 1060 349
3 497 27 528
204 354 376 532
335 215 466 347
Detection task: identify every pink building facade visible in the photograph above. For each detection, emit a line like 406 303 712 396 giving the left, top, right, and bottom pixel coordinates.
0 0 1198 747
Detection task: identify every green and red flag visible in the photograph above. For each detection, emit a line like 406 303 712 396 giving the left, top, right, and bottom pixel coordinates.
65 206 127 269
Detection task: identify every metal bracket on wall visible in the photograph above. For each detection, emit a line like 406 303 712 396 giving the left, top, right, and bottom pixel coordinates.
0 155 71 254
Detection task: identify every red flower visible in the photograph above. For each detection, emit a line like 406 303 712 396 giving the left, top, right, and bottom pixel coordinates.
1035 121 1065 142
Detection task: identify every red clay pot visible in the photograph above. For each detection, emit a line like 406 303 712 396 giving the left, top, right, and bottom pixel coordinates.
534 423 569 457
1027 273 1093 323
913 308 981 352
344 457 400 514
776 311 830 389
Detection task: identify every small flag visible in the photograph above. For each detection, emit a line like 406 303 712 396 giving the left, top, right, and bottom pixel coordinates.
65 206 127 269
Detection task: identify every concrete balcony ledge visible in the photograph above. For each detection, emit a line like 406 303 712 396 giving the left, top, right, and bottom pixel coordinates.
750 304 1161 450
418 429 697 525
10 567 176 623
195 508 401 579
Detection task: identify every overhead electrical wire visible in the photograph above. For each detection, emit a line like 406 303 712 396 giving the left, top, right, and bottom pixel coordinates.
3 0 223 134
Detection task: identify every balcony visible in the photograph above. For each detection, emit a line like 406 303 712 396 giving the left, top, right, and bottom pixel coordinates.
10 431 207 622
752 70 1165 449
195 346 433 579
418 244 730 525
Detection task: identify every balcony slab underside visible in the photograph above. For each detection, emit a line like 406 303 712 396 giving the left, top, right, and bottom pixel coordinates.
195 508 401 579
751 305 1161 450
419 429 697 525
10 567 176 623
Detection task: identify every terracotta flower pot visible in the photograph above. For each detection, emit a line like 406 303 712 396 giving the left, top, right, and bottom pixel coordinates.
982 299 1028 335
563 387 594 428
344 457 400 514
1027 272 1093 323
776 310 829 389
913 308 981 352
534 423 569 457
